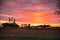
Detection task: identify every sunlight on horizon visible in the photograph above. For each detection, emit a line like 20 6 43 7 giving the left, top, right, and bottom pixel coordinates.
0 20 60 27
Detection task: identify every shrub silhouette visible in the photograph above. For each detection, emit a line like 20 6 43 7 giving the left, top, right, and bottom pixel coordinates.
2 23 19 28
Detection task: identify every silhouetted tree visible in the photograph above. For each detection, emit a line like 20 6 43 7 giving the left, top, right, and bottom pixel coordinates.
56 0 60 15
2 23 20 28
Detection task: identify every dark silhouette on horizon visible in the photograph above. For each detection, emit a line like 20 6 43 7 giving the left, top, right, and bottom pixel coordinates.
2 17 19 28
0 17 60 29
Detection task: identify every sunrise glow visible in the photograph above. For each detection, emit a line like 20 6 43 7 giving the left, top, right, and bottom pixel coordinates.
0 0 60 27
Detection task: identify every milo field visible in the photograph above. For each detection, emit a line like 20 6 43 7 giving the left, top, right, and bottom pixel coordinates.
0 27 60 40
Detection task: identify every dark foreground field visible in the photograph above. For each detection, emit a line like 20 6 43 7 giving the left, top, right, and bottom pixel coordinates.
0 27 60 40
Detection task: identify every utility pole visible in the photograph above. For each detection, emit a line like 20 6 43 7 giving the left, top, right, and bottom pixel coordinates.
9 17 10 23
13 18 15 24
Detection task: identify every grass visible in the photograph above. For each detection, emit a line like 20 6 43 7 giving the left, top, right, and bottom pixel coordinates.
0 28 60 40
0 34 60 40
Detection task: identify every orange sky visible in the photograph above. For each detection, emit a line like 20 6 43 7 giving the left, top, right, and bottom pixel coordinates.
0 0 60 27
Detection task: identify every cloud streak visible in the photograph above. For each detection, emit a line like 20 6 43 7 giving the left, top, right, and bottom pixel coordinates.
1 0 60 26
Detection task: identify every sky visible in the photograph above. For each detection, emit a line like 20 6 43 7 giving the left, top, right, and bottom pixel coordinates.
0 0 60 26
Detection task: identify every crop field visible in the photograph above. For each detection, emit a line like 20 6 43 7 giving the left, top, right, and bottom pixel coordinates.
0 27 60 40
